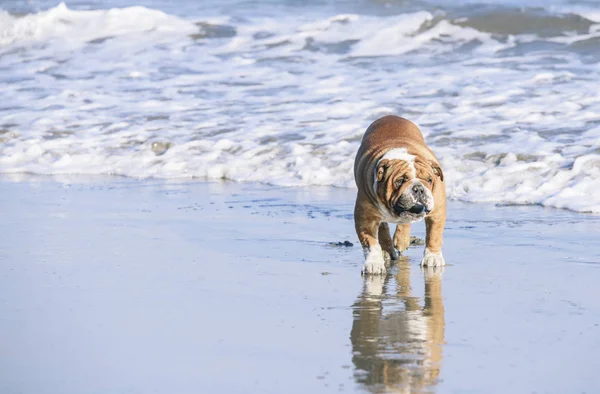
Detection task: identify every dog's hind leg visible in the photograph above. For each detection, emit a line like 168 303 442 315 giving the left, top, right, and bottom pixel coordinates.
378 222 398 262
394 224 411 254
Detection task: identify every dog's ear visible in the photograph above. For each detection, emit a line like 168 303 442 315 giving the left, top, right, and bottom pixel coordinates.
376 159 391 182
431 161 444 182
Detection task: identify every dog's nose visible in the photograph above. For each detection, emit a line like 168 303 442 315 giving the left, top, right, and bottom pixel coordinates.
412 184 425 197
408 204 426 214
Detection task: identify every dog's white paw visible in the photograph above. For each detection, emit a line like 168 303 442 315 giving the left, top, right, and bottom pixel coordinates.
361 245 387 275
420 248 445 267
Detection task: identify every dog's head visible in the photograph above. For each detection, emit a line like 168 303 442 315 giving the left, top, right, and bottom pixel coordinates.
373 151 443 222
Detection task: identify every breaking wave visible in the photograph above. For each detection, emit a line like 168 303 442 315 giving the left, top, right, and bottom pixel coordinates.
1 2 600 213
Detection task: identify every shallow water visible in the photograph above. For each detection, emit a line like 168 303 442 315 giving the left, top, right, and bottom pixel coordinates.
1 0 600 212
1 177 600 393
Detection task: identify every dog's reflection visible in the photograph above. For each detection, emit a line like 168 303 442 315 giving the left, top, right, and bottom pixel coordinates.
350 258 445 393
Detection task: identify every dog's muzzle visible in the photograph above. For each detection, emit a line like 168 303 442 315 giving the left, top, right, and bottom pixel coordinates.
393 182 433 216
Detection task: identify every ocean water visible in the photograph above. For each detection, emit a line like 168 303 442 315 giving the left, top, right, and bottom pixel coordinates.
1 0 600 213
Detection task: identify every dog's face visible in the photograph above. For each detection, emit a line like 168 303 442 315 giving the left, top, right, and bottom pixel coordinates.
374 157 443 222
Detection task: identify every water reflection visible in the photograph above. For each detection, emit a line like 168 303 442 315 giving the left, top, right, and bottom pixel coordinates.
350 258 445 393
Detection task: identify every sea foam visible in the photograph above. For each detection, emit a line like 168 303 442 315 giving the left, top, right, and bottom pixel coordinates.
1 3 600 213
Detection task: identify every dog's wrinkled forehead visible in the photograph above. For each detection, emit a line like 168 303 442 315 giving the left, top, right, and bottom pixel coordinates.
379 148 416 175
375 148 416 179
373 148 416 190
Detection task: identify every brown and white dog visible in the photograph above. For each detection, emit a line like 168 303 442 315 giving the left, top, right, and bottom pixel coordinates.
354 115 446 275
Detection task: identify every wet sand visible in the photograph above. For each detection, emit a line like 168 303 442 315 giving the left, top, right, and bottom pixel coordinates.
1 177 599 393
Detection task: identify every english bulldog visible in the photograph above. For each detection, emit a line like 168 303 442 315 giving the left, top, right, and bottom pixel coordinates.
354 115 446 275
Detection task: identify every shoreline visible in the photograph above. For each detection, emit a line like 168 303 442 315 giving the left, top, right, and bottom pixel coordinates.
2 172 598 217
1 176 599 393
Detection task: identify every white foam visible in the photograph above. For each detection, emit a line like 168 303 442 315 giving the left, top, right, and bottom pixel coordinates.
0 2 197 46
1 4 600 213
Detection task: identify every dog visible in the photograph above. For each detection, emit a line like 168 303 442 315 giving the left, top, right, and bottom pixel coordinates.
354 115 446 275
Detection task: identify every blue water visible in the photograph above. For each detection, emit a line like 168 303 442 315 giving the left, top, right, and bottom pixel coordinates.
1 0 600 212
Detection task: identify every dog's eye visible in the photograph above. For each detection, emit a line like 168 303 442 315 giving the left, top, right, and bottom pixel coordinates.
395 177 406 188
427 177 433 184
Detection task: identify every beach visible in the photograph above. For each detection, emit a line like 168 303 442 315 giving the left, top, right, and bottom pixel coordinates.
1 176 599 393
2 0 600 391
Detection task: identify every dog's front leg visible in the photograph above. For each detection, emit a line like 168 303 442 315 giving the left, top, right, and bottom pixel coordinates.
355 192 386 275
421 208 446 267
